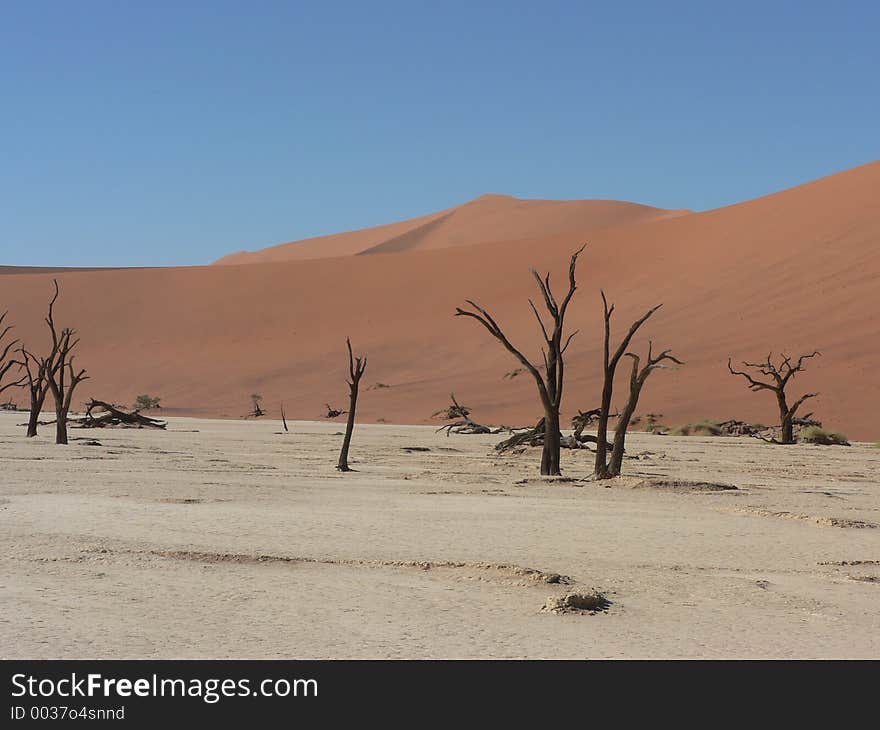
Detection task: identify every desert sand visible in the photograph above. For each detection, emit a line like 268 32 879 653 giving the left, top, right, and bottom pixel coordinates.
1 162 878 439
2 411 878 659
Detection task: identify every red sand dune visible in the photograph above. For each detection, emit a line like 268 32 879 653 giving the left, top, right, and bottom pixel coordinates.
215 194 688 263
1 161 878 439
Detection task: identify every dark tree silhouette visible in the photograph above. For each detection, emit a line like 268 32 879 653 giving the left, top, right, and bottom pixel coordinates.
336 338 367 472
594 293 663 479
456 246 585 476
434 393 492 435
0 311 26 399
607 342 682 475
247 393 265 418
43 281 89 445
17 346 55 437
727 351 820 444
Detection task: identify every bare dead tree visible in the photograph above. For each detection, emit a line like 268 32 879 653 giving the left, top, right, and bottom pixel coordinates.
494 417 547 453
433 393 492 435
280 402 289 432
246 393 265 418
15 284 65 437
336 338 367 472
570 408 615 449
727 351 820 444
571 408 602 439
607 342 682 475
325 403 347 419
456 245 586 476
75 399 166 429
594 293 662 479
16 346 55 437
0 311 26 399
43 281 89 445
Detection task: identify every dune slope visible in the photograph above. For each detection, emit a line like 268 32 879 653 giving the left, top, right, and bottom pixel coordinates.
1 162 878 438
214 194 686 263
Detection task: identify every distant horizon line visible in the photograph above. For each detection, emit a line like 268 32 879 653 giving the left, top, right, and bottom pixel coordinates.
1 158 876 270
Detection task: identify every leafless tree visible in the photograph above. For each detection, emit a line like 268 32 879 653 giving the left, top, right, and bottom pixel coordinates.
247 393 265 418
13 287 65 437
77 399 166 429
456 246 585 476
433 393 492 435
0 311 26 399
336 338 367 472
324 403 347 418
17 346 54 437
727 351 820 444
43 281 89 445
606 342 682 475
570 408 614 449
594 293 663 479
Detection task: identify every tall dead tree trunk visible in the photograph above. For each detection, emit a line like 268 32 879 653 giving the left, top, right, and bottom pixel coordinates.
456 245 585 476
607 343 682 475
336 338 367 472
594 293 662 479
728 351 820 445
42 281 89 445
0 311 26 401
17 347 54 437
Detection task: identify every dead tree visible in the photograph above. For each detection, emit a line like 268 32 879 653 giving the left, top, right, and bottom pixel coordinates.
495 417 547 452
280 402 289 432
0 311 26 399
247 393 265 418
16 346 54 437
594 293 662 479
74 399 166 429
43 281 89 445
433 393 492 435
607 343 682 475
336 338 367 472
727 351 820 444
570 408 614 449
15 287 66 437
456 245 585 476
325 403 347 418
494 414 612 453
571 408 601 440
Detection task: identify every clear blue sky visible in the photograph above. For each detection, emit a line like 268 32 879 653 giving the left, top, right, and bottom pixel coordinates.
1 1 877 267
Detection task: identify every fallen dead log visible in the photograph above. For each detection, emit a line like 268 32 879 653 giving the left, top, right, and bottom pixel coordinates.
72 399 167 429
495 414 615 453
433 393 496 436
324 403 347 418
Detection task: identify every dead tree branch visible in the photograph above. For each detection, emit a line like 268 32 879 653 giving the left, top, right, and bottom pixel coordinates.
325 403 347 418
337 338 367 472
0 311 27 396
73 400 167 429
728 351 820 444
456 245 586 476
607 342 682 475
433 393 493 435
43 280 89 445
594 293 663 478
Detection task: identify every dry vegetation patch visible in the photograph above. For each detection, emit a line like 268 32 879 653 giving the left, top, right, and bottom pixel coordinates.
542 591 611 614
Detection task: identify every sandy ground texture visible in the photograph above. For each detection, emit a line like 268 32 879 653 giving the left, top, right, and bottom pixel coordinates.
1 412 879 659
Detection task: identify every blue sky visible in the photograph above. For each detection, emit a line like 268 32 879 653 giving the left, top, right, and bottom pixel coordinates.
1 1 877 267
